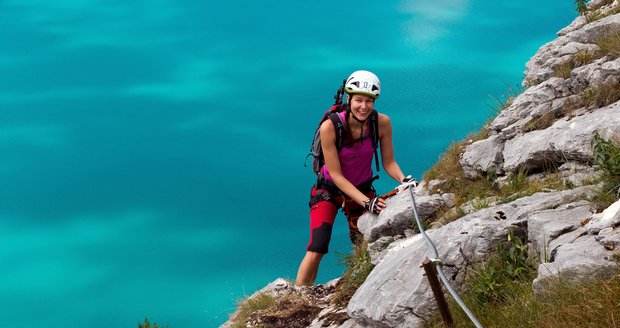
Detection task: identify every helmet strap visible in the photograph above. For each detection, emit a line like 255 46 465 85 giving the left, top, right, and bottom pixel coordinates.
346 106 368 142
347 103 369 124
351 112 369 124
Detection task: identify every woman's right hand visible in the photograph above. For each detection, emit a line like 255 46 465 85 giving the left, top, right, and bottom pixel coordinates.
364 197 386 214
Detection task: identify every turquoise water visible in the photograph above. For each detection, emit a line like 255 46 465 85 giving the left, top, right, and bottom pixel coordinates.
1 1 576 327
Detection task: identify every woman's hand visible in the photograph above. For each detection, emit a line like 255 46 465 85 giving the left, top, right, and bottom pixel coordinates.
398 175 419 192
364 197 386 214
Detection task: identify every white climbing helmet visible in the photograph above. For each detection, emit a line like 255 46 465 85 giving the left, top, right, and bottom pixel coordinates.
345 70 381 99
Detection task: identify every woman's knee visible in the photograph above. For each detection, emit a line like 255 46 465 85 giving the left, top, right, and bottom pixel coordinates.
307 222 332 254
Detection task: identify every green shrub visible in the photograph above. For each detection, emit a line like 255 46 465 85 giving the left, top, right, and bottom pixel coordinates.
427 270 620 328
574 0 588 16
332 242 375 306
467 229 537 306
471 197 490 210
591 132 620 209
593 132 620 176
138 318 169 328
584 1 620 23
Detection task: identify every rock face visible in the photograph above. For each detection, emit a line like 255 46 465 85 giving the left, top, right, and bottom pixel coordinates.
348 188 595 327
585 199 620 233
222 5 620 328
357 189 452 243
501 105 620 173
460 11 620 179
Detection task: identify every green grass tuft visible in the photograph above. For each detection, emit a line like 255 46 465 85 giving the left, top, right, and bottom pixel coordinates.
486 82 522 116
573 49 594 67
229 293 278 328
581 82 620 109
427 270 620 328
553 61 573 79
332 242 375 307
596 28 620 59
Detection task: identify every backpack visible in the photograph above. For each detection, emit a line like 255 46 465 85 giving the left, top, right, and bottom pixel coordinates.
305 103 381 175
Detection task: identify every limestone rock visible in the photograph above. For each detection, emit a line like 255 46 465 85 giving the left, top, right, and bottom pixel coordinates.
502 104 620 173
526 14 620 85
457 12 620 179
533 231 620 293
357 190 449 243
460 134 505 178
585 199 620 234
347 188 591 328
527 201 595 262
558 161 600 187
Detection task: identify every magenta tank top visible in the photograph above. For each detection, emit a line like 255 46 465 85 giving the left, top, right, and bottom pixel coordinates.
322 111 375 186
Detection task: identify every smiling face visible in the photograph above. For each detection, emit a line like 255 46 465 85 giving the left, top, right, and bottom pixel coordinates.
348 93 375 121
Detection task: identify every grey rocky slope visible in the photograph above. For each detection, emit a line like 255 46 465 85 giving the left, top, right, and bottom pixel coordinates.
222 2 620 327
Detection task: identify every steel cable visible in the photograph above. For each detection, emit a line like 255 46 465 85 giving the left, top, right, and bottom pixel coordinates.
408 187 484 328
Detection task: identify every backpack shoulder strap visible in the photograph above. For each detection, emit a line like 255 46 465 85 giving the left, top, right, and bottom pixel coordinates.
328 111 344 151
370 110 380 172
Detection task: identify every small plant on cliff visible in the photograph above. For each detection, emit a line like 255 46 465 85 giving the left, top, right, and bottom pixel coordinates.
574 0 589 17
593 132 620 176
332 241 374 307
467 229 537 306
486 81 522 116
573 49 594 67
581 81 620 109
138 318 169 328
471 197 490 210
522 109 560 132
229 292 321 328
596 28 620 59
553 61 573 79
229 293 277 328
506 167 529 193
591 132 620 208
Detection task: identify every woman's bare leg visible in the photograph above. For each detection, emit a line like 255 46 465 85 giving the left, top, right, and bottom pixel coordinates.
296 251 323 286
